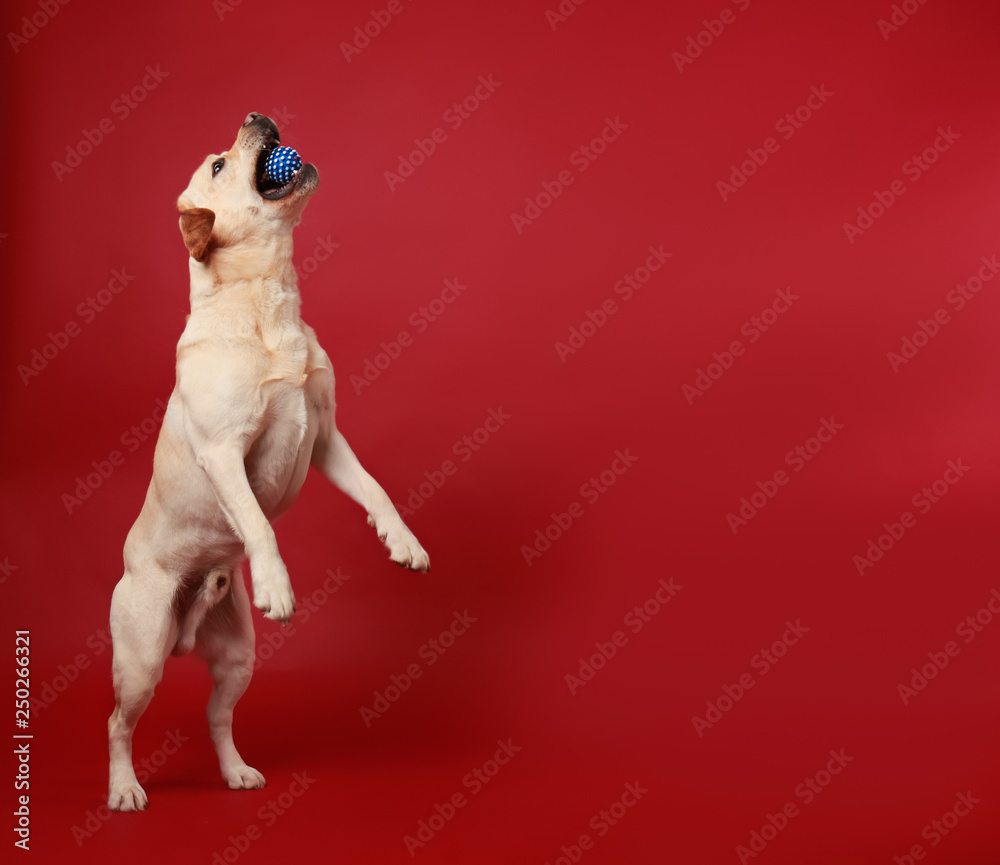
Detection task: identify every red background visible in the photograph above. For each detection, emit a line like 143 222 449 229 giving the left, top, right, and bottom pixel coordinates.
2 0 1000 862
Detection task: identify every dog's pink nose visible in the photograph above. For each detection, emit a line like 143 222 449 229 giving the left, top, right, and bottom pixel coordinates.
242 112 262 128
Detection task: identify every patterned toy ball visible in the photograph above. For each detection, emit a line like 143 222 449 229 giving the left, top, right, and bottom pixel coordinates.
265 146 302 184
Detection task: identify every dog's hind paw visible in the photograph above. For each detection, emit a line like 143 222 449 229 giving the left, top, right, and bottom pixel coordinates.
108 782 148 812
224 763 266 790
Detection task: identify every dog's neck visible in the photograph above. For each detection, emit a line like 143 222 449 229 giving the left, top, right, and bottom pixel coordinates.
188 236 301 317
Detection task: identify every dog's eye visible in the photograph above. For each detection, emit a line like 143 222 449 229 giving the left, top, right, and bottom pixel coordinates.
212 159 225 177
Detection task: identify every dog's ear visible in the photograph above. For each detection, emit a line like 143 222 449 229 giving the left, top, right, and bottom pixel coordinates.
178 207 216 262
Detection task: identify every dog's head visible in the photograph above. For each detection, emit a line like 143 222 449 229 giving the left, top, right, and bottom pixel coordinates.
176 113 319 263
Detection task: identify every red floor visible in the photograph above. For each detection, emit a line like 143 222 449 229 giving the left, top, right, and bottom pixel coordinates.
3 0 1000 862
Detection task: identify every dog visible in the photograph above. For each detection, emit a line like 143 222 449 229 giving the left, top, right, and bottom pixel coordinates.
106 112 429 812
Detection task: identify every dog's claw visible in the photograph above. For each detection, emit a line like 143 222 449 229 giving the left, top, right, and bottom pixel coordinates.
388 538 430 572
253 582 296 625
108 782 148 812
369 514 429 572
224 764 266 790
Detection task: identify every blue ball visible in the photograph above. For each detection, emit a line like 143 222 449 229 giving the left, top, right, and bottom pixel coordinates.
265 146 302 184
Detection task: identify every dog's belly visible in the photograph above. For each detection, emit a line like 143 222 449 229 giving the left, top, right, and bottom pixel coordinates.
246 425 316 521
245 383 319 521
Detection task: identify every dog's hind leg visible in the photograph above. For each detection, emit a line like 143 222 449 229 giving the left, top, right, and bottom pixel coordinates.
107 568 177 811
196 564 266 790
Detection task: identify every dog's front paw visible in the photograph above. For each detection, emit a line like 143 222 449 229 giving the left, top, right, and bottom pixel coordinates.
252 580 296 625
388 528 430 572
369 513 429 571
108 781 148 812
393 538 430 572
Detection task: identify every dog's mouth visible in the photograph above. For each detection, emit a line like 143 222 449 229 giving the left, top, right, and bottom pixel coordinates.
254 139 300 201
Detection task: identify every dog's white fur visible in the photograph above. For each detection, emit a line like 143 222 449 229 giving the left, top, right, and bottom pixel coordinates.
107 113 428 811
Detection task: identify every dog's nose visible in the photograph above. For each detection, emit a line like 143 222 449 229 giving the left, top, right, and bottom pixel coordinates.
241 113 281 142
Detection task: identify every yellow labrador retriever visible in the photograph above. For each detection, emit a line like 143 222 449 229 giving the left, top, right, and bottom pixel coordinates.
107 112 429 811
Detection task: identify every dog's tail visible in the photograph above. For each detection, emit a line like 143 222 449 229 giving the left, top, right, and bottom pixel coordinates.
173 566 231 657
